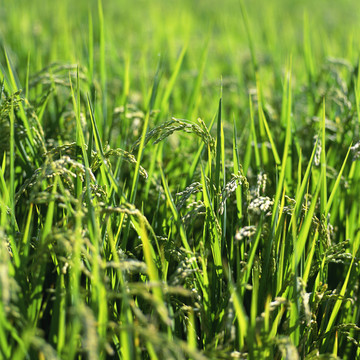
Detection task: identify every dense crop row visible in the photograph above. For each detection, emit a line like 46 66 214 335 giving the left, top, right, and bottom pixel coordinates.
0 0 359 358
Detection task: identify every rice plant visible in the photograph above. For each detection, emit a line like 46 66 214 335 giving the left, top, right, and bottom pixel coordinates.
0 0 359 359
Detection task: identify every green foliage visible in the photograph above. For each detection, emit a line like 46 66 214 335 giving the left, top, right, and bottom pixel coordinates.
0 0 360 359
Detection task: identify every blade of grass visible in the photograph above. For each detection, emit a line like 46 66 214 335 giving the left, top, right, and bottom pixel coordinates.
161 43 188 112
25 51 30 100
129 58 162 205
271 58 292 228
160 165 207 295
259 105 281 166
227 274 248 350
256 76 269 166
70 70 108 346
302 232 318 285
186 39 209 119
9 98 20 266
249 94 261 171
200 164 222 278
292 138 318 221
294 169 322 268
4 47 36 155
215 96 222 206
320 100 327 215
239 0 258 73
321 258 354 351
88 10 94 83
233 116 242 221
303 12 315 83
0 155 18 234
131 215 168 324
98 0 107 139
187 113 216 183
325 144 351 215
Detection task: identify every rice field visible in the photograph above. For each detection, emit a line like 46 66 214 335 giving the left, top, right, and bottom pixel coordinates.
0 0 360 358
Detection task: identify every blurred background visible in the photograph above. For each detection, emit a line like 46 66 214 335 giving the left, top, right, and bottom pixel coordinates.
1 0 360 132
